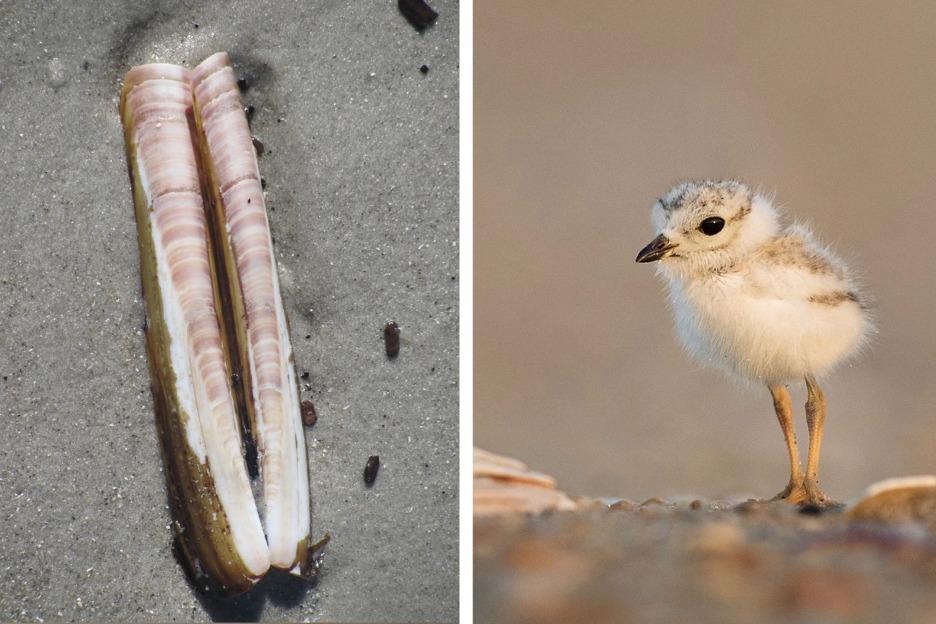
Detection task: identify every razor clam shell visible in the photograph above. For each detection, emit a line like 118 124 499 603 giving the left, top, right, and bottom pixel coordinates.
120 63 271 596
192 52 311 573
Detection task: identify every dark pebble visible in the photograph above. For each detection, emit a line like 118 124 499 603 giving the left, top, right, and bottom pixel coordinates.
301 400 317 427
399 0 438 30
364 455 380 485
384 321 401 358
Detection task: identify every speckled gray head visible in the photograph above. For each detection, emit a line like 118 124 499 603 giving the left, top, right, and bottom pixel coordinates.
637 180 781 277
654 179 751 226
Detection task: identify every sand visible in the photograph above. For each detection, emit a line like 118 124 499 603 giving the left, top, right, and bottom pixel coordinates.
0 0 458 621
473 450 936 622
476 502 936 623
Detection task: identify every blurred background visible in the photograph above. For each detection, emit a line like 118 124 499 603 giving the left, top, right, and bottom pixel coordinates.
475 2 936 502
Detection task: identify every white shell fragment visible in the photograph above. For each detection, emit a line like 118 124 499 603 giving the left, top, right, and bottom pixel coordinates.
474 447 579 517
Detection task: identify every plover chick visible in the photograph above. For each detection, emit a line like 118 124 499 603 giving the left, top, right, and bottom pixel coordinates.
636 180 873 506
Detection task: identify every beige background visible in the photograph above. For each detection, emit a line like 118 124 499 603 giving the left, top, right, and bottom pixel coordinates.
475 2 936 502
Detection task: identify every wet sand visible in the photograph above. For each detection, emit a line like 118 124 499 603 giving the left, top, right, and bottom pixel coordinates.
0 1 458 621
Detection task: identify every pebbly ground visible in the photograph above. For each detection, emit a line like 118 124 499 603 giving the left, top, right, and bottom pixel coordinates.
475 500 936 624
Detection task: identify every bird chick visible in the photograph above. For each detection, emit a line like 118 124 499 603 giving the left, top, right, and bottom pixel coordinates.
636 180 873 505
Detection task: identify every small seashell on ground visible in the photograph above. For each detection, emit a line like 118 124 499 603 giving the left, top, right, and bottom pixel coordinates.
474 447 580 516
846 476 936 526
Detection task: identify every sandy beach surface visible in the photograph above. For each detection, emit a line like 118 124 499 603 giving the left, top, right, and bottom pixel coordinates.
472 446 936 622
0 1 458 621
475 501 936 624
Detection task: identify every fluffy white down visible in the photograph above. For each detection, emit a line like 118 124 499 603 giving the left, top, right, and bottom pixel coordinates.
665 263 869 383
651 181 872 385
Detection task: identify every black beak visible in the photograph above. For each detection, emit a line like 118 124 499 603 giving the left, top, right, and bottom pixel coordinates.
636 234 676 263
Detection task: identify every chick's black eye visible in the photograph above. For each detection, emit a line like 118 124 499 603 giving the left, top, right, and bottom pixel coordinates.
699 217 725 236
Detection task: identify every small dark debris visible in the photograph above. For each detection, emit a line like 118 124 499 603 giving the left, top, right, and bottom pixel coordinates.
252 136 265 156
305 334 311 339
420 64 429 74
384 321 401 358
245 105 255 122
364 455 380 485
300 533 330 582
81 60 90 71
260 177 267 189
399 0 438 30
231 372 240 386
311 533 331 553
300 371 310 380
237 77 249 91
301 400 317 427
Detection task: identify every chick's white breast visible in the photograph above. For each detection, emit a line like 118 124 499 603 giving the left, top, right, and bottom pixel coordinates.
666 258 869 384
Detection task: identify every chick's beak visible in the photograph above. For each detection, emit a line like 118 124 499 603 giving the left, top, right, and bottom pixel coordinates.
636 234 677 263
